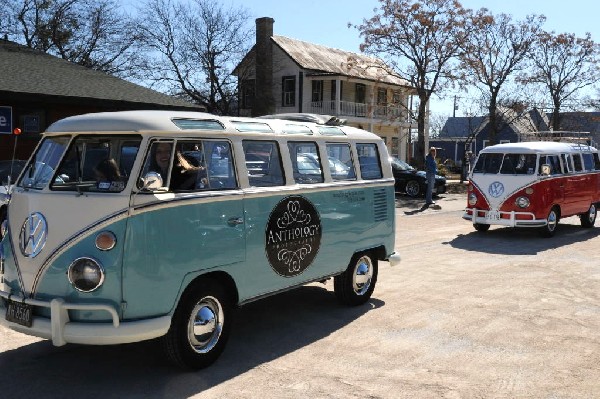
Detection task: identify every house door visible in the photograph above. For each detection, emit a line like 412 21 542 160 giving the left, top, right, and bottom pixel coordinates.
355 83 366 116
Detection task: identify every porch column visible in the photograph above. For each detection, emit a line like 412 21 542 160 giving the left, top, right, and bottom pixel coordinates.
335 78 341 115
399 127 408 161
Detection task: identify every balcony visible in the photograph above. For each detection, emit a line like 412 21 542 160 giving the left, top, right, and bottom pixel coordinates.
276 101 409 122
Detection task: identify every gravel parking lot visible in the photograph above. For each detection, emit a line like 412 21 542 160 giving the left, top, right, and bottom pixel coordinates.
2 192 600 398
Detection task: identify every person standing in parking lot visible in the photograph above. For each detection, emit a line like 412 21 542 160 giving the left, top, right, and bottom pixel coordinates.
425 147 437 206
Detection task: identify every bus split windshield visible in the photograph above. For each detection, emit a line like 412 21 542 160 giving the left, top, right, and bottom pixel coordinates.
473 153 537 175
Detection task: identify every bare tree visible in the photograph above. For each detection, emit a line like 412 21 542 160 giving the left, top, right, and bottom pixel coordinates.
1 0 140 77
428 112 448 138
354 0 470 167
460 9 545 145
523 31 600 130
136 0 253 115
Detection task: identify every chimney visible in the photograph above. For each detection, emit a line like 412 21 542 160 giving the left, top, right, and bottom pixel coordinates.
253 17 275 117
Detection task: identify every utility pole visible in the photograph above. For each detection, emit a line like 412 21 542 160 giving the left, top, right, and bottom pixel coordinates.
453 96 458 118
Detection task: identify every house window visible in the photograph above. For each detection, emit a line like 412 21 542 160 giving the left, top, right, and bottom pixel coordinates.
376 88 387 116
355 83 366 117
392 137 399 156
355 83 366 103
282 76 296 107
312 80 323 103
331 80 336 101
241 79 255 109
377 88 387 105
392 90 401 104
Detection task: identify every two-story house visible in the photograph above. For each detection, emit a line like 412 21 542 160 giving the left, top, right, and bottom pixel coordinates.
233 17 421 161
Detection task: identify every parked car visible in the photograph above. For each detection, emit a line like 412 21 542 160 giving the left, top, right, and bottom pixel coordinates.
0 159 26 187
390 157 446 197
300 152 355 180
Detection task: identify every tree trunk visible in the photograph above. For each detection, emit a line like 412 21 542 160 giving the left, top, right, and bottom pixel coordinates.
551 97 561 131
487 95 498 146
415 95 428 169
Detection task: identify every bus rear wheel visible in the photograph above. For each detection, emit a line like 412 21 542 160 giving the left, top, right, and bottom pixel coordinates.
334 252 378 306
162 278 232 369
539 206 560 237
580 204 597 228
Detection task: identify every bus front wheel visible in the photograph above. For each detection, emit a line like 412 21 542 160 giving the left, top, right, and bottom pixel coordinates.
539 206 560 237
162 278 232 369
473 223 490 232
334 252 378 306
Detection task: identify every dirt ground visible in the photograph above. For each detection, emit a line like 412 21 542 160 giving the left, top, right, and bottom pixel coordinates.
1 193 600 398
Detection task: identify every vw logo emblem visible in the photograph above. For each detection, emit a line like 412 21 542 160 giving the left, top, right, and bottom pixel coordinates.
19 212 48 258
488 181 505 198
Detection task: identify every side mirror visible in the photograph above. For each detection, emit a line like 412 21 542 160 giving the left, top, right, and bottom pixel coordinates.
540 164 551 176
140 172 164 191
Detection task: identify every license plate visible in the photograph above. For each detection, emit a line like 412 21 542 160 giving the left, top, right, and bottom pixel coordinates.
486 211 500 221
6 300 33 327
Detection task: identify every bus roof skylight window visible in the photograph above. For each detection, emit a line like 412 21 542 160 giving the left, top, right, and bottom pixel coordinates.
172 118 224 130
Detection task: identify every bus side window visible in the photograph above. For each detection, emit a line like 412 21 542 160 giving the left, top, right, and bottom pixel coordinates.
561 154 573 173
326 143 356 181
582 153 595 171
243 140 285 187
139 140 175 189
204 141 237 189
288 141 324 184
356 143 382 179
540 155 562 175
594 153 600 170
166 140 237 191
572 154 584 172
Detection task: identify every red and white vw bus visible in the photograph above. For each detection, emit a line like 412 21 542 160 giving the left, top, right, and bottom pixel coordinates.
463 141 600 237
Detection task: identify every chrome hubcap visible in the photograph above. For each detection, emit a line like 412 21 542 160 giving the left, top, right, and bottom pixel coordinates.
588 205 596 223
547 210 558 232
187 296 223 353
406 181 419 196
352 256 373 295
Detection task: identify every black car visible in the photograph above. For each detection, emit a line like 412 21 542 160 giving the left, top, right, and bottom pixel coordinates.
390 157 446 197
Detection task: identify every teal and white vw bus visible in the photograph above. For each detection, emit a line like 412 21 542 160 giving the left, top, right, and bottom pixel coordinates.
0 111 400 369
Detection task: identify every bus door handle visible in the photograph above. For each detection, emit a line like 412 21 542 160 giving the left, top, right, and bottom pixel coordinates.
227 217 244 227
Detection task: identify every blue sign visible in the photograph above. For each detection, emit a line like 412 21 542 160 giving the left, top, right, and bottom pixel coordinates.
0 106 12 135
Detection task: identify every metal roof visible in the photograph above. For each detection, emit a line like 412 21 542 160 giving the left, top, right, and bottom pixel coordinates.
271 35 410 87
0 39 201 109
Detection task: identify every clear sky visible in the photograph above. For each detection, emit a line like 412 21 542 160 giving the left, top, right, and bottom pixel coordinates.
222 0 600 116
124 0 599 116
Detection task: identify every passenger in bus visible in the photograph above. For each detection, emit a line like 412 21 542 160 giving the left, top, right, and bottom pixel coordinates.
149 142 206 190
94 158 122 182
150 142 172 182
172 151 207 190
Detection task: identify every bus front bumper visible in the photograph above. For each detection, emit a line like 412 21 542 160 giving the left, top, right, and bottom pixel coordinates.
463 208 547 228
386 252 401 266
0 290 171 346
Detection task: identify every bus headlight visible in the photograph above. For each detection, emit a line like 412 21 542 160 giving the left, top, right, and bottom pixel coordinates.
68 257 105 293
515 196 530 208
468 193 477 206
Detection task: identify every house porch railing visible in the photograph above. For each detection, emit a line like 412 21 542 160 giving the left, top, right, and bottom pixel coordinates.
298 101 407 121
